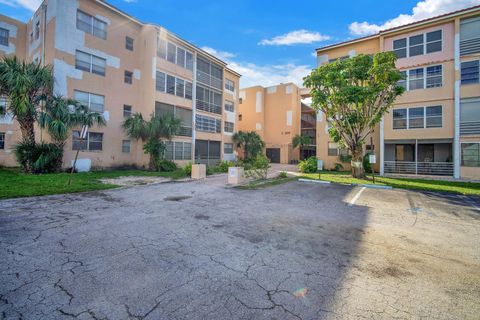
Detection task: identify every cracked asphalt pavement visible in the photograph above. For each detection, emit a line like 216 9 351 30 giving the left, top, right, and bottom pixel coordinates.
1 176 480 319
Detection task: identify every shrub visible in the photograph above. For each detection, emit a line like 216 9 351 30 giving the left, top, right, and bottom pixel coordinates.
183 162 192 175
217 160 236 173
334 163 344 171
298 156 317 173
156 159 177 172
278 171 288 178
14 141 63 173
363 153 372 173
245 154 270 180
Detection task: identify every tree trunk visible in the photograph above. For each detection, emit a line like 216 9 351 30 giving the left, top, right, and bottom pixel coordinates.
18 118 36 145
351 146 365 178
148 154 156 171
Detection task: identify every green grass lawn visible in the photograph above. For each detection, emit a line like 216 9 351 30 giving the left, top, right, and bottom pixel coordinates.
0 168 187 200
300 171 480 195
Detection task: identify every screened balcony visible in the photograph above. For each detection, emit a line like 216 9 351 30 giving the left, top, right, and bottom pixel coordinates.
384 140 453 176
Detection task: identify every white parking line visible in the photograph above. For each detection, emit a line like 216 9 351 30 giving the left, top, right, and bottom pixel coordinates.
348 187 366 206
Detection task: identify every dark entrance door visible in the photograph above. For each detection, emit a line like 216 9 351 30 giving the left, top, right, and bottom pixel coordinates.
266 148 281 163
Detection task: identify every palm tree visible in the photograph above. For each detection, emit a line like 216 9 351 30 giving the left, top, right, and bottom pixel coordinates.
0 56 53 146
38 95 106 170
123 113 181 170
292 134 311 149
232 131 265 160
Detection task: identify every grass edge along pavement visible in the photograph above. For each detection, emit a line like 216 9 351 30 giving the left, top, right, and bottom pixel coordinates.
0 168 188 200
299 171 480 196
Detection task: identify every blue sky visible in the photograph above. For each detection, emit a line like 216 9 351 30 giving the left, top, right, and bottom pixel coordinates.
1 0 479 87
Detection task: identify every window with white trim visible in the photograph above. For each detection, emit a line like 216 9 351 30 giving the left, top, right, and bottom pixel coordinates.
225 101 234 112
393 106 442 130
125 36 134 51
196 85 222 114
157 38 194 71
74 90 104 113
155 71 192 100
225 79 235 92
164 141 192 160
72 131 103 151
392 29 442 59
76 10 107 40
224 143 233 154
124 70 133 84
75 50 106 76
461 143 480 167
155 102 192 137
401 65 443 91
122 140 130 153
123 105 132 118
224 121 234 133
196 114 221 133
461 60 480 85
0 28 9 46
328 142 338 156
0 132 4 149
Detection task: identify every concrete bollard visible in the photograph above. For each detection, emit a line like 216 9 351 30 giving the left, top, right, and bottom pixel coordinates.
191 164 206 180
227 167 245 185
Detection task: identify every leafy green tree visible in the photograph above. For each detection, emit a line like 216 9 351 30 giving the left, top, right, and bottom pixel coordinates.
304 52 404 178
292 134 311 149
123 113 181 170
0 57 53 146
232 130 265 161
38 95 106 170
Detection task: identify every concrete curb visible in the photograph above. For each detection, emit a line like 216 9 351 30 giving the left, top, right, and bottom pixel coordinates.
297 178 393 190
298 178 331 184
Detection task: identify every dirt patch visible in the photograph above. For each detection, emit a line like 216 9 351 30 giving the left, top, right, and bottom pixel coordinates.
99 176 170 187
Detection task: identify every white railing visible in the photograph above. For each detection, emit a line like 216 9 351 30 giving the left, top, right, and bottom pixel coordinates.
384 161 453 176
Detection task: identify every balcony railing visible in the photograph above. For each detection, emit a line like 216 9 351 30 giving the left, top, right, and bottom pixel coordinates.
197 70 223 91
178 126 192 137
460 121 480 135
460 37 480 56
196 100 222 115
384 161 453 176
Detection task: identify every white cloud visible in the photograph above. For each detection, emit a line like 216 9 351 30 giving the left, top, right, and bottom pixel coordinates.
349 0 480 36
201 46 312 88
259 29 330 46
124 0 137 3
0 0 41 11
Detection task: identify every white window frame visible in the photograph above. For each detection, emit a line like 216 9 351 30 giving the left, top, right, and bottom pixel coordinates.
72 131 103 151
73 90 105 113
76 10 107 40
400 64 443 91
225 79 235 92
155 70 192 100
392 105 443 130
461 59 480 85
0 28 9 46
157 38 193 71
122 140 130 153
224 100 234 112
392 29 443 59
224 143 233 154
224 121 234 133
75 50 106 76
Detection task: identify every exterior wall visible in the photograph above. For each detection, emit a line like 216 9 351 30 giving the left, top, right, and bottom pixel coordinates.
0 0 240 169
314 8 480 178
238 83 302 164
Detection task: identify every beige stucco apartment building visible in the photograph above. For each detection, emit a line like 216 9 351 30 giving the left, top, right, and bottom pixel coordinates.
314 5 480 180
238 83 316 164
0 0 240 169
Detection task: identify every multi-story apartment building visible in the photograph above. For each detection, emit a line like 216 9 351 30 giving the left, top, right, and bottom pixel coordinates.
238 83 316 164
0 0 240 169
314 5 480 180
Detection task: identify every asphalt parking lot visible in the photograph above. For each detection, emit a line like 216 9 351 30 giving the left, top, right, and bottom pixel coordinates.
1 176 479 319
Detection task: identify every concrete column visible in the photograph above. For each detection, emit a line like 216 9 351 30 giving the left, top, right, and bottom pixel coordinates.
453 20 461 179
192 52 197 162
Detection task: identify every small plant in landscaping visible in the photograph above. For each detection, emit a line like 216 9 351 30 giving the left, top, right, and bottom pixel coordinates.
156 159 177 172
278 171 288 179
298 156 317 173
14 141 63 173
183 162 192 175
244 154 270 180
